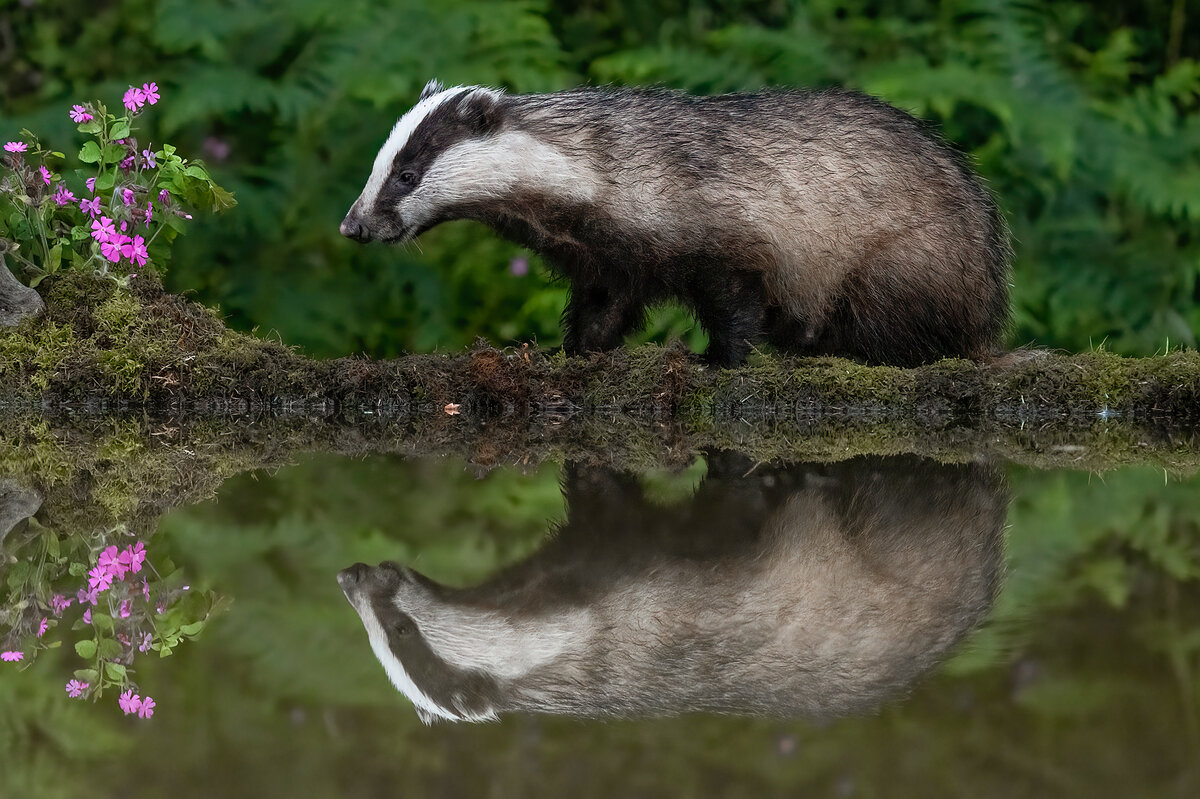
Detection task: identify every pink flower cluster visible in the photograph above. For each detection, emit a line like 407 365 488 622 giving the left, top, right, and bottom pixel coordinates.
118 690 155 718
123 82 160 112
88 215 149 267
86 541 147 593
1 650 24 661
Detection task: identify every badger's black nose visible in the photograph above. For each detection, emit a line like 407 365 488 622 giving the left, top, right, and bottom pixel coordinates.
339 214 372 243
337 562 371 591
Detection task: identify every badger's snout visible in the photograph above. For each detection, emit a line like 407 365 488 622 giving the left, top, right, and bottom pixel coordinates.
339 211 372 243
337 561 409 597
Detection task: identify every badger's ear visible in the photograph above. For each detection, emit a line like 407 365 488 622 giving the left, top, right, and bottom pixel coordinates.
419 79 444 102
458 90 501 135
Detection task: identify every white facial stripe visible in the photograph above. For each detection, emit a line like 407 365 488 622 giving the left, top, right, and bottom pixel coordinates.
409 602 587 681
357 86 470 211
397 131 598 230
350 593 461 722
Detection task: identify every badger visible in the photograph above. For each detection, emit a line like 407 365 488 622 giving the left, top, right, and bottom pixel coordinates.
341 80 1011 366
337 455 1007 723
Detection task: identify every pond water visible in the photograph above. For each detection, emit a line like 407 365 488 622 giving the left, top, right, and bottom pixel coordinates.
2 447 1199 798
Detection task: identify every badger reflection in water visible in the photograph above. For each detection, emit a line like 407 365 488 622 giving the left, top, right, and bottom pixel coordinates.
338 455 1007 724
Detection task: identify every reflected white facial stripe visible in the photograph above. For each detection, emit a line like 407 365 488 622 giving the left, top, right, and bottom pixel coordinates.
357 86 468 211
351 592 460 722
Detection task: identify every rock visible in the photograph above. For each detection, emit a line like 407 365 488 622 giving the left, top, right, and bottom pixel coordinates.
0 256 45 327
0 479 42 547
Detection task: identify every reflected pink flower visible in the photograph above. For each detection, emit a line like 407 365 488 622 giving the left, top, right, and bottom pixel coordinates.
66 679 89 697
83 608 92 624
37 617 48 637
4 142 26 153
1 651 23 661
39 165 51 185
119 600 132 619
142 580 150 602
122 542 147 574
139 632 153 652
118 690 142 714
137 695 156 718
51 594 73 615
88 565 114 592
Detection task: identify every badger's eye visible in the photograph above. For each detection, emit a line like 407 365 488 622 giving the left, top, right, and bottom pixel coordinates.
398 170 417 186
395 621 413 636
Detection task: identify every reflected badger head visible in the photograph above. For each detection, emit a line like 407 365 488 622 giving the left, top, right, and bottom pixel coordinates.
337 561 504 724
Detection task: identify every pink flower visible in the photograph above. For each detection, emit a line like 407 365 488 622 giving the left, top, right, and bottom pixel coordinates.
143 203 153 226
122 235 149 268
77 586 99 606
509 256 529 277
4 141 26 153
137 695 156 718
142 82 160 105
39 165 51 185
37 617 48 637
142 580 150 602
139 632 153 652
123 86 145 111
51 594 73 615
119 600 132 619
142 148 157 168
90 216 116 243
79 196 101 217
53 186 76 206
88 565 114 592
70 104 94 123
203 137 231 161
86 176 96 193
118 690 142 715
122 542 147 574
117 632 131 647
66 679 89 697
101 234 128 263
1 651 23 661
158 189 170 204
119 154 135 171
122 188 135 206
82 608 92 624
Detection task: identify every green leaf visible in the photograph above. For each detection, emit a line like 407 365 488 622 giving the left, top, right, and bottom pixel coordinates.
159 646 174 658
77 120 102 135
68 561 87 577
74 640 97 659
184 164 211 181
95 173 115 191
179 621 205 636
78 141 102 164
74 668 99 682
90 612 114 634
210 183 237 211
104 662 127 681
98 638 122 659
46 242 62 274
109 121 131 140
102 143 126 164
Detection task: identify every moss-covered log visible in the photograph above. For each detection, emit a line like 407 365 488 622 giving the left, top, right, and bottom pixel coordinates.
2 272 1199 488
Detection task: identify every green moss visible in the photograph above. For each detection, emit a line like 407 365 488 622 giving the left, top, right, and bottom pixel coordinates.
0 319 76 391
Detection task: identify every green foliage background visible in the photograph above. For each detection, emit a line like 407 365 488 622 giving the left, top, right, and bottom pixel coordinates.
3 0 1199 357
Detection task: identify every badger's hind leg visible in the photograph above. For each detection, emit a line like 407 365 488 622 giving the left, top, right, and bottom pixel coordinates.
562 279 648 355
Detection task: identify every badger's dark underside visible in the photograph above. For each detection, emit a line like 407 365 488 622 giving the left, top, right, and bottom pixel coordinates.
466 196 1007 368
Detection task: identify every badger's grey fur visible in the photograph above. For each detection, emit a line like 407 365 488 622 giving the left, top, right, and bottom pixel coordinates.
341 80 1011 366
337 455 1007 723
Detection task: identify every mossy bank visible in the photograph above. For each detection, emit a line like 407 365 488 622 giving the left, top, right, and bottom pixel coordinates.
2 272 1199 479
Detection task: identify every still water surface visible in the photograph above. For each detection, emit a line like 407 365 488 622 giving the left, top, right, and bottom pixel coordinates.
2 451 1198 798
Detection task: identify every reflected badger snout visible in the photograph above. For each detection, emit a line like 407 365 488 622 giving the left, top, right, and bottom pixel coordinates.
339 212 372 243
337 561 409 596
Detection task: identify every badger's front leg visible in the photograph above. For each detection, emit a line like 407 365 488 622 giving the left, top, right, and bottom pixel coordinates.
692 269 766 368
562 280 647 355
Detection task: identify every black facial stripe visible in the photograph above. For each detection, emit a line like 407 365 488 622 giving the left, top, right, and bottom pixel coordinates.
372 91 504 216
366 585 503 718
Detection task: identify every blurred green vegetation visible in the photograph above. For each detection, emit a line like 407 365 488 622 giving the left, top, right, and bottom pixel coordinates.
1 0 1197 358
1 455 1198 798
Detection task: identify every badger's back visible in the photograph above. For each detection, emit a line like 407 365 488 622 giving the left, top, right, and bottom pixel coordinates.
503 88 1010 364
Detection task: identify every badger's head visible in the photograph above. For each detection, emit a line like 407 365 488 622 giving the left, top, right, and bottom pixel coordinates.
337 560 504 723
341 79 595 244
339 79 506 244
